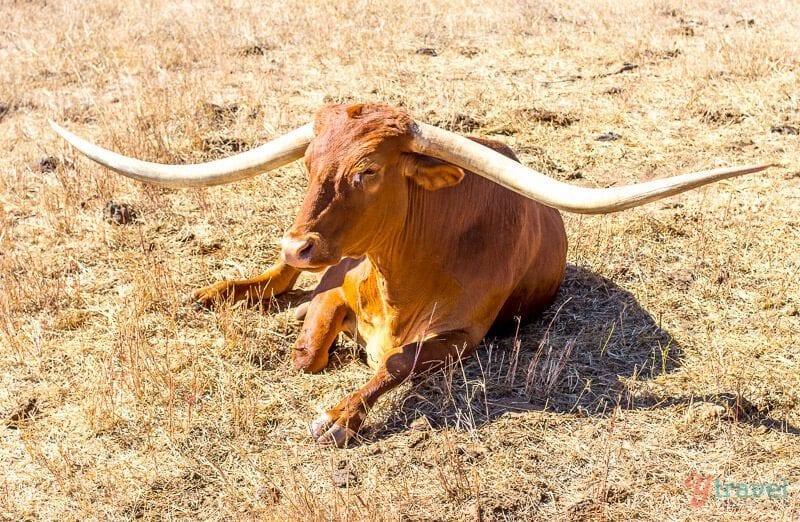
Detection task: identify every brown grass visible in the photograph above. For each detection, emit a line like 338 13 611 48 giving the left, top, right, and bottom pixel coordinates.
1 0 799 520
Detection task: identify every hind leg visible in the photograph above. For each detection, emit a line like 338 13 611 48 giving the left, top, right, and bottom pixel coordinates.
494 211 567 329
192 261 301 308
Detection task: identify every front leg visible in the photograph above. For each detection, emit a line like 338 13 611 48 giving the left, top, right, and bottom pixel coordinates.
310 330 475 447
192 261 301 308
292 288 351 373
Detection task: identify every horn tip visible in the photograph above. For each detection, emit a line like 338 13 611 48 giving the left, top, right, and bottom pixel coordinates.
48 119 70 138
737 163 774 174
751 163 776 174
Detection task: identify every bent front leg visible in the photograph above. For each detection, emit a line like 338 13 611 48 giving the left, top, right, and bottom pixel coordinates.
192 261 301 308
292 289 350 373
309 330 475 447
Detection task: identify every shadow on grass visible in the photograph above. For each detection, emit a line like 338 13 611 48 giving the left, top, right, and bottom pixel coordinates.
367 264 800 440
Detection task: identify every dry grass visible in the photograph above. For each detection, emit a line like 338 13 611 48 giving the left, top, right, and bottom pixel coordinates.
1 0 799 520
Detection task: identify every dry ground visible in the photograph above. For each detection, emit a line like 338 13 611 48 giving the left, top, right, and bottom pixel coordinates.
1 0 799 520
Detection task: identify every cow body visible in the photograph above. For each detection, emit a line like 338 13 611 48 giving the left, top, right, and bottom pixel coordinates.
302 156 567 370
193 104 567 445
52 100 772 447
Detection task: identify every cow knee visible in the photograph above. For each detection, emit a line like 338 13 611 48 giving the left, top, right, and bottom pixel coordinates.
383 351 415 382
292 347 328 373
291 341 330 373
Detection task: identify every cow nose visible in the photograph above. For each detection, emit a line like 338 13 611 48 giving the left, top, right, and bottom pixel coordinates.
281 235 318 267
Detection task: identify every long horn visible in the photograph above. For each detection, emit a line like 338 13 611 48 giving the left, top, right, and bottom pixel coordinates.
49 121 314 188
409 122 771 214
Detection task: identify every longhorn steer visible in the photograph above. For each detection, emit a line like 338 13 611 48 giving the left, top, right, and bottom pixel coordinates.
51 103 770 446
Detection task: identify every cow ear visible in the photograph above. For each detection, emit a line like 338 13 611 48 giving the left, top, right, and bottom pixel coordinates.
401 153 465 191
314 104 371 133
346 104 367 118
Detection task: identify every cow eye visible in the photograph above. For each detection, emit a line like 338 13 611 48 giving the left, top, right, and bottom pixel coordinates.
353 167 377 186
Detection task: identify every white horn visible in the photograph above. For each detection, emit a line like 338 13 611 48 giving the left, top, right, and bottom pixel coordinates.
49 120 314 188
410 121 771 214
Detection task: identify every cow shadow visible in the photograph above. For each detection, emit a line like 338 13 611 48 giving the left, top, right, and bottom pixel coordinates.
366 264 800 440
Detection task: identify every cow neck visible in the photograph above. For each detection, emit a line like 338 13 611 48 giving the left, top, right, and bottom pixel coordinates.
363 235 406 313
361 180 456 340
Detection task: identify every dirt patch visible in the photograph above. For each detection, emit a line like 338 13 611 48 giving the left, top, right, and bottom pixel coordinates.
105 201 137 225
516 108 577 127
414 47 438 56
239 42 274 56
698 107 747 125
771 124 799 135
6 398 39 428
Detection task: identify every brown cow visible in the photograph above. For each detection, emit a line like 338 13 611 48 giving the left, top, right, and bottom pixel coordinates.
51 104 769 446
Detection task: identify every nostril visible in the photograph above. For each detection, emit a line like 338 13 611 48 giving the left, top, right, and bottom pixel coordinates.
297 240 314 259
281 235 320 267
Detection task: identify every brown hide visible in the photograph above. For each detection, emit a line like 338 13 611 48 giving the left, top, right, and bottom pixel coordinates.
196 104 567 446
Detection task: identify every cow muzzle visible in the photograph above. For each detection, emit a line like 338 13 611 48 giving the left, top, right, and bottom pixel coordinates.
280 233 335 270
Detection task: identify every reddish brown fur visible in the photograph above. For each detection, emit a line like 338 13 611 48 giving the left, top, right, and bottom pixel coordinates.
193 104 567 446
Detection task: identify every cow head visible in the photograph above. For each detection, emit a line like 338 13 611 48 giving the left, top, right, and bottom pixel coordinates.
280 104 465 269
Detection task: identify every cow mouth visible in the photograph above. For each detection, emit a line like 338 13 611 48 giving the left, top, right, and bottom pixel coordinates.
281 252 338 271
281 257 336 272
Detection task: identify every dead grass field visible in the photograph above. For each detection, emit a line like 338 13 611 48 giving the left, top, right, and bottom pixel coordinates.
1 0 799 520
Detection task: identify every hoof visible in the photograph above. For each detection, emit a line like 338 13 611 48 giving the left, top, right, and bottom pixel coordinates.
309 412 358 447
295 301 310 320
190 282 233 309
